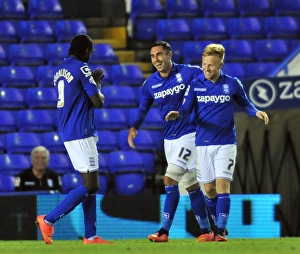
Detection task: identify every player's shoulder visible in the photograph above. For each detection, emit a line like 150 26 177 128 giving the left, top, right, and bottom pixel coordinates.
176 63 202 72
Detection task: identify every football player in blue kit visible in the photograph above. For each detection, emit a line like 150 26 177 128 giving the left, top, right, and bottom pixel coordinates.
166 43 269 241
128 41 214 242
35 34 112 244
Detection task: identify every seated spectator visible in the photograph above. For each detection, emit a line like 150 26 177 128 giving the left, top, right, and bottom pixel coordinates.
15 146 62 192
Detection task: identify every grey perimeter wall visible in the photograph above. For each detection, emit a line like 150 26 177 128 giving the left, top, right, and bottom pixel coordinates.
234 108 300 236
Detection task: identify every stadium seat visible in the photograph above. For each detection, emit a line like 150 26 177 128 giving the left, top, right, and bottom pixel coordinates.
96 130 118 152
55 20 87 42
255 39 290 62
139 152 156 176
0 0 26 19
0 21 18 43
18 20 55 43
0 66 36 88
128 108 163 130
221 40 254 62
272 0 300 16
26 87 57 109
156 18 192 41
0 110 18 133
88 64 112 86
132 18 158 41
28 0 64 19
109 150 145 195
5 132 41 154
165 0 200 18
192 18 228 40
111 64 145 86
101 86 137 108
183 40 212 64
0 87 26 109
168 40 185 63
130 0 164 21
118 129 156 152
9 43 46 66
222 63 246 80
17 109 56 132
0 44 9 65
0 174 15 192
89 43 119 65
36 65 57 87
98 153 109 194
46 43 69 65
0 154 31 175
264 17 299 39
246 62 278 78
0 134 5 154
61 173 82 194
43 132 66 153
94 108 128 130
227 17 264 39
48 153 73 175
237 0 272 17
201 0 237 17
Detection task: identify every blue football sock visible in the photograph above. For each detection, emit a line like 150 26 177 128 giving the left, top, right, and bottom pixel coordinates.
189 188 211 230
82 193 97 239
205 196 218 226
45 185 89 223
216 193 231 232
161 185 180 231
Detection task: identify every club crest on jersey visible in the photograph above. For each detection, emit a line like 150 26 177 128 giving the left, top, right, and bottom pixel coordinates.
80 65 92 77
223 84 229 94
175 73 183 83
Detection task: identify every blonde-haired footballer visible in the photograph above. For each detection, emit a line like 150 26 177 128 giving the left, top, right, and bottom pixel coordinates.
166 43 269 241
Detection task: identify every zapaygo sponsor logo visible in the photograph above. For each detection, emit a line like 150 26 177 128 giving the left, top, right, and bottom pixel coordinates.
249 78 300 108
197 95 231 103
154 84 185 99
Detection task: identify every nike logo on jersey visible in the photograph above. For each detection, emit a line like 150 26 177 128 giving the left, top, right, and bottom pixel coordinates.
154 84 185 99
197 95 231 103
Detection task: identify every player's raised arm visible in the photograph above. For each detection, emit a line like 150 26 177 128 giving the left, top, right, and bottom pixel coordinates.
256 111 269 125
90 68 105 108
165 111 179 121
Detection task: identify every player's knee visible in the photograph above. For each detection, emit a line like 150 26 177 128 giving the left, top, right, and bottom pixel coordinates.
84 182 99 194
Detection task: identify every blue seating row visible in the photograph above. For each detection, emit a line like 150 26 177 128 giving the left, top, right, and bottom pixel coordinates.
0 63 144 87
0 42 119 67
0 86 146 110
0 107 163 134
0 150 155 195
0 19 87 43
0 0 63 20
130 0 300 21
133 16 300 43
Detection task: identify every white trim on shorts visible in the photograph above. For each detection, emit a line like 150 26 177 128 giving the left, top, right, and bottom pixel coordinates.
196 144 236 183
64 136 99 173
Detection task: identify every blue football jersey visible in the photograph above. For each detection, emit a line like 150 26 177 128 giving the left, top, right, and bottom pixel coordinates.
53 56 99 142
179 71 258 146
132 63 202 140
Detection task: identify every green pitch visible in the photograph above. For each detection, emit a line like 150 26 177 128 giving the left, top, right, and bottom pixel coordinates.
0 238 299 254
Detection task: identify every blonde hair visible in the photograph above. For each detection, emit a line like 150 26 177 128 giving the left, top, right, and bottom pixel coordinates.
203 44 225 63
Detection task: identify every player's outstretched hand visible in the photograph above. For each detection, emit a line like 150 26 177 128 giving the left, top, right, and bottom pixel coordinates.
92 68 105 86
165 111 179 121
256 111 269 125
128 127 137 148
